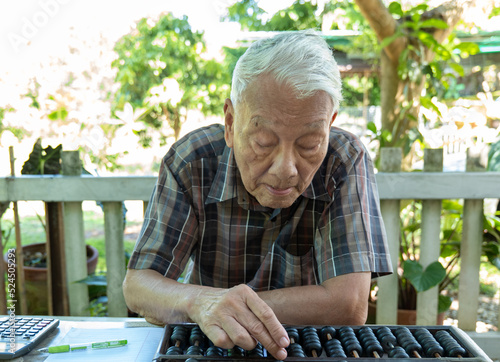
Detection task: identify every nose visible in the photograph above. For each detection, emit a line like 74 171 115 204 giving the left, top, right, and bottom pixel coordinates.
268 146 298 181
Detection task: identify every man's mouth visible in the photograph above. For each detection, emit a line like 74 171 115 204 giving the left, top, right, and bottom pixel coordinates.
265 185 293 196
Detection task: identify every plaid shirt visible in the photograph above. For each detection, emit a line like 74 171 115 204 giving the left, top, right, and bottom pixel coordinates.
128 124 392 291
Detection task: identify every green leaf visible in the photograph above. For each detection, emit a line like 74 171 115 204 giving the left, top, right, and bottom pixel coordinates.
453 42 480 56
20 139 62 175
489 7 500 18
75 274 108 286
367 121 377 134
448 62 465 77
388 2 403 17
403 260 446 292
420 97 441 116
438 294 452 314
418 19 449 29
47 107 68 121
380 32 403 48
487 139 500 171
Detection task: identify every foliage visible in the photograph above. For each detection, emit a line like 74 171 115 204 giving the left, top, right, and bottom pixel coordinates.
378 2 480 152
76 273 108 316
341 75 380 107
487 138 500 172
223 0 320 31
394 198 500 313
76 252 130 316
365 121 423 169
112 13 230 144
20 138 62 175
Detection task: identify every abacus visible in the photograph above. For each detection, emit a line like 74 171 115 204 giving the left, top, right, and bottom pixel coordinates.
154 323 492 361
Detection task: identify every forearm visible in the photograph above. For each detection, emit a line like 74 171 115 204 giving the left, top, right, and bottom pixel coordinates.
258 273 371 325
122 268 210 325
122 268 290 360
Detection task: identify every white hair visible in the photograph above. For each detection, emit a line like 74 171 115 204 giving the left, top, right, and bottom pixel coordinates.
230 31 343 113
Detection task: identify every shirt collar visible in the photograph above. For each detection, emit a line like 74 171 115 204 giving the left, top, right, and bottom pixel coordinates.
206 145 332 206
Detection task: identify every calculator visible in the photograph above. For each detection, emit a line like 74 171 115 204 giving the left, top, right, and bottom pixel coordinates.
0 316 59 359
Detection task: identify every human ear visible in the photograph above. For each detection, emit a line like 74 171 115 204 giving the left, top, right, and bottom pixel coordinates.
224 98 235 148
330 112 338 127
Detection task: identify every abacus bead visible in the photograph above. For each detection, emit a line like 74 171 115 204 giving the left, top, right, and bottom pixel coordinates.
388 346 409 358
206 346 224 356
248 342 264 357
166 346 183 355
189 327 205 346
364 340 384 356
286 327 300 344
304 339 322 357
171 326 188 347
287 343 306 357
338 326 355 336
186 345 204 356
344 340 362 356
377 329 397 350
227 346 245 357
324 339 347 358
301 327 323 357
404 341 423 356
447 344 466 357
320 326 336 343
425 344 444 357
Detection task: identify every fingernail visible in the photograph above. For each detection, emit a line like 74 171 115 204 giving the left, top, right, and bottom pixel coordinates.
277 348 287 360
280 337 289 348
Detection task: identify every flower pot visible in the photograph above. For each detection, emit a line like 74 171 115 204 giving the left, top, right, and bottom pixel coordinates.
4 242 99 315
367 302 445 325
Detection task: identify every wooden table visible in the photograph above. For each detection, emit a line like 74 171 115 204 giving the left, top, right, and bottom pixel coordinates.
13 316 164 361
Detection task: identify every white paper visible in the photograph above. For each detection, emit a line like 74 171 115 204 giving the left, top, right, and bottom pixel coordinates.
45 327 164 362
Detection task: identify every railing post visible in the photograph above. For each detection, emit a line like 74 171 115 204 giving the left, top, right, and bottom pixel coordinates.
458 149 485 330
62 151 90 316
103 201 128 317
376 147 402 324
417 148 443 325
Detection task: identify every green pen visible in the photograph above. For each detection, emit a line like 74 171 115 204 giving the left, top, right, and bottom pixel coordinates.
38 339 128 353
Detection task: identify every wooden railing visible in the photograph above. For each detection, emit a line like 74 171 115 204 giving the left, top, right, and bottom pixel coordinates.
1 149 499 334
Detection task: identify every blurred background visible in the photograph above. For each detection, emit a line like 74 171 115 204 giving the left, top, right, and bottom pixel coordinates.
1 0 499 177
1 0 500 330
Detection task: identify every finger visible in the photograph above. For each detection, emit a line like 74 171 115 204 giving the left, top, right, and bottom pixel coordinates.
202 323 235 350
220 317 258 351
243 295 289 360
246 293 289 347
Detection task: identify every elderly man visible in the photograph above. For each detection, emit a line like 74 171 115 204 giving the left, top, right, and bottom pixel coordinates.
123 31 392 360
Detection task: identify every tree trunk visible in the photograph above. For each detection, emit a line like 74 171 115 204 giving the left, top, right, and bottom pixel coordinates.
355 0 469 149
380 51 400 133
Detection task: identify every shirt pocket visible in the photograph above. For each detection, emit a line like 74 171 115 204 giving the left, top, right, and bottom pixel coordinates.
247 242 317 291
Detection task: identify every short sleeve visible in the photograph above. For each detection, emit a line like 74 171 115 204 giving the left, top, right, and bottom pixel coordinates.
127 158 198 280
314 131 392 282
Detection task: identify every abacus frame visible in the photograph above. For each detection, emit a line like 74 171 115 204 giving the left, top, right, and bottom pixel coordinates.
153 324 492 361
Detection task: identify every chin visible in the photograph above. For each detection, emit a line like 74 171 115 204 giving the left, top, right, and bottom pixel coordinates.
256 195 297 209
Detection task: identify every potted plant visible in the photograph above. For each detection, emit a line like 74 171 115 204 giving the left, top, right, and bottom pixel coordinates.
6 139 100 315
3 242 99 315
369 198 500 325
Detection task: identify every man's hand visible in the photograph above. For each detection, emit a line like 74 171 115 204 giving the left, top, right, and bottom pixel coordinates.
187 284 290 360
